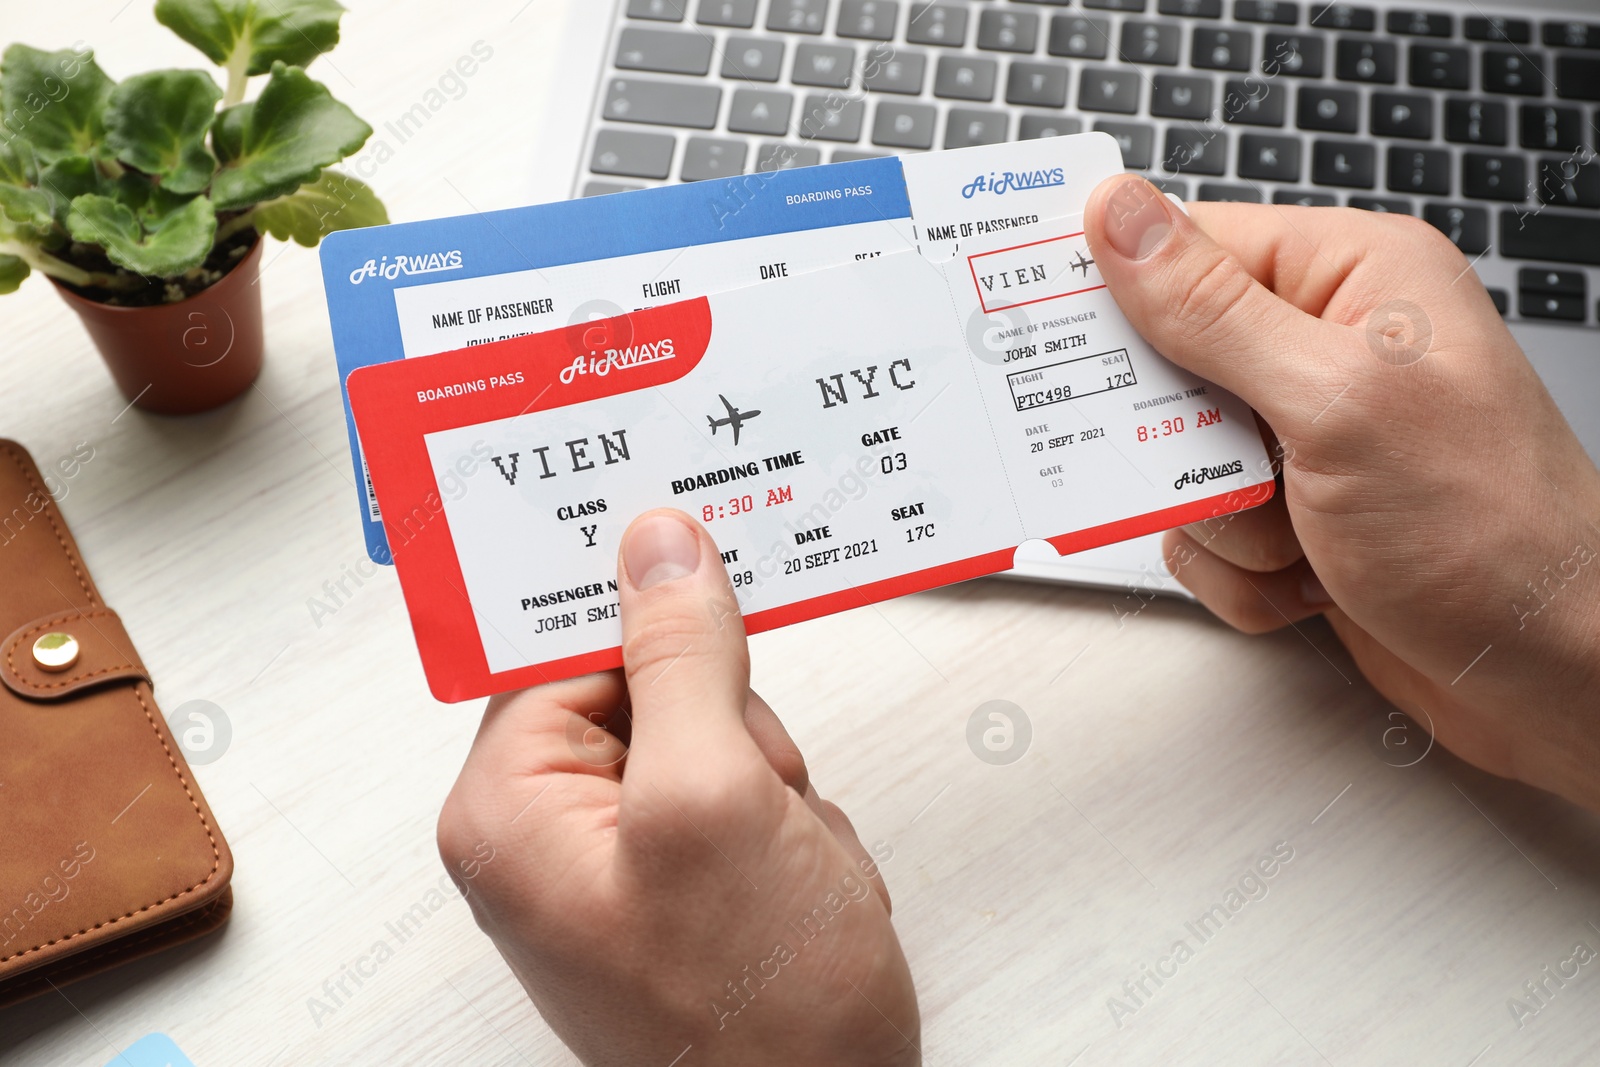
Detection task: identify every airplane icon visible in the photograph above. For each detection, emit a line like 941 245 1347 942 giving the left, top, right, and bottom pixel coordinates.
707 394 761 445
1069 251 1096 278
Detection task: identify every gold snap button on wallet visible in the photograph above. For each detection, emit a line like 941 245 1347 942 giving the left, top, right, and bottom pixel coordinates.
31 632 79 672
0 439 234 1007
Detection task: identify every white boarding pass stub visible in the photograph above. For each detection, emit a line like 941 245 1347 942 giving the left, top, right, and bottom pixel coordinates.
348 215 1276 702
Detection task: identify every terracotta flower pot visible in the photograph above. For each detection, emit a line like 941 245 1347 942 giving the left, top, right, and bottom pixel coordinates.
52 237 265 416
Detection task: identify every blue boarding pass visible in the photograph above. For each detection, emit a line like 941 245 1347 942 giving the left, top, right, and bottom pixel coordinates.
320 133 1127 563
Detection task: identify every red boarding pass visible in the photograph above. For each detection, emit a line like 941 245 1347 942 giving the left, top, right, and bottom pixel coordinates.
348 217 1275 702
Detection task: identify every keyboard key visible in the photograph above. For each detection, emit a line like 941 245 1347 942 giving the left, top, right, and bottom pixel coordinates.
1520 290 1585 320
1555 55 1600 102
1370 92 1432 138
1164 127 1228 174
1160 0 1222 16
1084 0 1147 11
1193 28 1253 71
1349 195 1412 213
1482 49 1546 96
1409 45 1470 90
1488 288 1509 315
794 43 856 88
1298 86 1359 132
907 4 968 46
1387 146 1449 194
1094 120 1154 166
1500 210 1600 264
1464 16 1530 44
832 149 886 162
1198 182 1261 201
1310 4 1374 31
1235 0 1299 24
1386 10 1451 37
977 10 1039 52
799 94 865 140
1521 266 1586 294
1238 132 1301 180
1422 202 1490 253
1223 77 1287 125
768 0 828 33
697 0 758 26
1149 177 1191 197
1520 105 1584 151
1536 156 1600 207
863 46 926 93
1120 21 1182 65
604 78 721 128
768 0 832 33
756 142 822 170
1445 98 1508 144
615 27 714 75
1274 189 1338 205
1462 152 1527 200
872 100 937 147
728 88 794 134
1079 68 1142 113
945 108 1009 147
1263 33 1325 77
629 0 687 20
722 37 785 80
583 181 642 196
1311 140 1375 186
591 128 676 178
1151 74 1214 119
1335 38 1396 83
934 55 997 100
1049 15 1112 59
681 136 747 180
1543 21 1600 50
1007 62 1070 108
837 0 898 39
1020 114 1084 139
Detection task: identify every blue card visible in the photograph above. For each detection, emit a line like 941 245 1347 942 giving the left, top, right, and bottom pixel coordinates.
105 1034 196 1067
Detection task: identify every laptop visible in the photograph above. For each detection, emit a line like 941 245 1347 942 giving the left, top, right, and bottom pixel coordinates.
547 0 1600 594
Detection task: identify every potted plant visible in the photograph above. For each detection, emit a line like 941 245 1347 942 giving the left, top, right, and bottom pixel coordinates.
0 0 386 415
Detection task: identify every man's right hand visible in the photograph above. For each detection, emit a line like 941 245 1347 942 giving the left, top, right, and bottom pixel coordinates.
1085 175 1600 810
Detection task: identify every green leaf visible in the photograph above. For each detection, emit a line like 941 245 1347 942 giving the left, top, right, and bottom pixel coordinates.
0 135 37 186
65 193 216 276
0 253 29 294
212 103 247 163
140 185 200 227
104 70 223 195
0 46 116 163
38 155 101 200
0 184 54 236
209 63 370 211
253 169 385 246
155 0 346 76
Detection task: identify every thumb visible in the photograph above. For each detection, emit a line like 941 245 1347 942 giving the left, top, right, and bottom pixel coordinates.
1084 174 1334 429
614 509 763 788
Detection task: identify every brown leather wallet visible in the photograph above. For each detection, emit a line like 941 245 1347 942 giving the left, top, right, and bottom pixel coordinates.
0 439 233 1007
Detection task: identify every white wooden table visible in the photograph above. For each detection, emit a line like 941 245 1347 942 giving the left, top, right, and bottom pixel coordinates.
4 3 1599 1064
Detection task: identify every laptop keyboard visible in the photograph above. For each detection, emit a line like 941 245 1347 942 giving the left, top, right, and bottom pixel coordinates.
580 0 1600 328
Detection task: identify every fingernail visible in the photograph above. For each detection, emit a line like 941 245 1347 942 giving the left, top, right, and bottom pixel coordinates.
1301 573 1334 608
1103 177 1174 261
624 513 702 590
